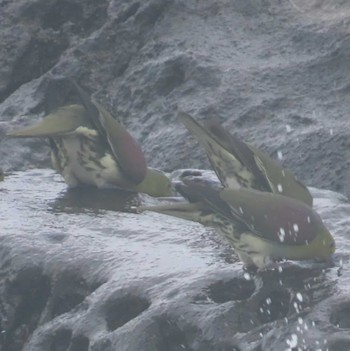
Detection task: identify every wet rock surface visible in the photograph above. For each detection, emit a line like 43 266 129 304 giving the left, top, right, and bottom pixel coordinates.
0 170 349 351
1 0 350 350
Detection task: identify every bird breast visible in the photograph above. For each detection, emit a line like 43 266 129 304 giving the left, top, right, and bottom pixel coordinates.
56 133 121 188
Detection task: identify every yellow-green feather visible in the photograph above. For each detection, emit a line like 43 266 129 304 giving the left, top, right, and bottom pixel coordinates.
7 105 90 137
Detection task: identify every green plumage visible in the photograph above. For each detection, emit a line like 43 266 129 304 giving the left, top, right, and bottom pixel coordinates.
140 178 335 269
178 112 313 207
7 83 172 197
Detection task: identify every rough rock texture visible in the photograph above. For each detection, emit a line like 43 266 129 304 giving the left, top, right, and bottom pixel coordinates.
0 169 350 351
1 0 350 350
1 0 350 196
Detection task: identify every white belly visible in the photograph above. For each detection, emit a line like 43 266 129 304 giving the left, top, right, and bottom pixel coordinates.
59 135 122 188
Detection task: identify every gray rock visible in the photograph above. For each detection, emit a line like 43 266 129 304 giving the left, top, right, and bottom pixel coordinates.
1 0 350 196
1 0 350 350
0 169 349 351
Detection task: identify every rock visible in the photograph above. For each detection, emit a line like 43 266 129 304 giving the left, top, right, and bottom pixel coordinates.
1 0 350 350
1 0 350 196
0 169 349 351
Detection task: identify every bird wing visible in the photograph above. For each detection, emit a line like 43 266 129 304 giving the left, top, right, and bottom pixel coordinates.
93 101 147 184
248 144 313 207
72 81 147 184
220 187 320 245
178 111 313 207
70 80 107 134
178 112 270 190
203 119 276 191
176 178 233 220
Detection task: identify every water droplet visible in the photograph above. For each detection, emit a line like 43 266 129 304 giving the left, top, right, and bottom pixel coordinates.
278 227 286 242
286 333 298 348
277 150 283 160
296 292 303 302
243 272 251 280
293 301 300 313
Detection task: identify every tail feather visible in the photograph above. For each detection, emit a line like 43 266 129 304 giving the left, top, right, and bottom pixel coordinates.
139 202 208 223
7 105 88 138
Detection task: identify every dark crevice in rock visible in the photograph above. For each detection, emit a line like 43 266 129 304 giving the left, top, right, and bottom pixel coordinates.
330 302 350 329
289 114 314 126
2 268 51 351
68 334 90 351
257 289 290 324
45 270 103 322
114 61 131 78
198 278 256 304
155 61 186 96
156 318 194 351
51 292 86 319
0 34 68 104
49 328 72 351
0 0 109 103
105 295 151 331
43 330 90 351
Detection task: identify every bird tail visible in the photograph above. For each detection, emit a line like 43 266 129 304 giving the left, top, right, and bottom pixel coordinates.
138 201 212 224
7 105 88 137
177 112 252 189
